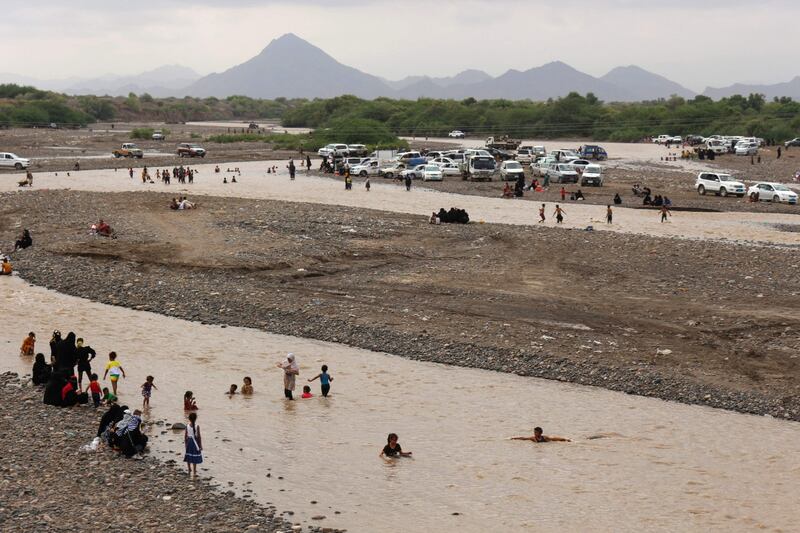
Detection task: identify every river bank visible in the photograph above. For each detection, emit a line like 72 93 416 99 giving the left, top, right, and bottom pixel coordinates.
3 190 798 421
0 372 324 533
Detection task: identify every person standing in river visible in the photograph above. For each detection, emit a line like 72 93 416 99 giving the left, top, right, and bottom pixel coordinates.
277 353 299 399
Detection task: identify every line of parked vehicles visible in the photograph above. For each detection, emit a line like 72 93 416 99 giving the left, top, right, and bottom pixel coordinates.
652 134 791 156
695 172 797 204
321 140 608 184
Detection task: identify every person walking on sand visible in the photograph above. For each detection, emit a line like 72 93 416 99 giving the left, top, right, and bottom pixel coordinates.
511 426 571 443
184 412 203 477
553 204 566 224
277 353 299 400
288 159 296 180
538 204 546 223
660 204 671 223
102 351 126 396
365 177 371 192
405 174 412 192
306 155 312 174
606 205 613 224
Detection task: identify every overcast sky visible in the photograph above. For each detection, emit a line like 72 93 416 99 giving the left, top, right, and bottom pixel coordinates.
2 0 797 91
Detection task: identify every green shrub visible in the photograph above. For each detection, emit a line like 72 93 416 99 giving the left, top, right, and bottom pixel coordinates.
130 127 154 139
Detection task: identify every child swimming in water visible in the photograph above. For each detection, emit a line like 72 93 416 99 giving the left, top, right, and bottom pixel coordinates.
184 390 198 410
510 426 571 443
380 433 412 458
301 385 313 399
241 377 253 395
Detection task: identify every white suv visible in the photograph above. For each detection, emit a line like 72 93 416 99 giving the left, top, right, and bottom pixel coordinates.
695 172 746 198
0 152 30 169
318 143 349 157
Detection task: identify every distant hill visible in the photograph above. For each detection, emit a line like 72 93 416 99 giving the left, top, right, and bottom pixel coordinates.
185 33 390 99
601 65 695 100
703 77 800 100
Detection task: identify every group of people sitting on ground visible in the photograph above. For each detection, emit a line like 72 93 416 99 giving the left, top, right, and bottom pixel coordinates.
169 196 196 210
96 404 148 458
430 207 470 225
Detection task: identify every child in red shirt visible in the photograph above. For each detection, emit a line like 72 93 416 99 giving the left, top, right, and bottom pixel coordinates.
86 373 102 408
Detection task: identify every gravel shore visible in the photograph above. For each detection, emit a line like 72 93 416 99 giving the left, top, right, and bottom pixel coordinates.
0 372 341 533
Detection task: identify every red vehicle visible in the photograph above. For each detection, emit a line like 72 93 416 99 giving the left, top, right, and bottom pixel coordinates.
177 143 206 158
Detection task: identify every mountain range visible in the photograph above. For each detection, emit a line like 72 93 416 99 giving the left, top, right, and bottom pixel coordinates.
4 34 800 102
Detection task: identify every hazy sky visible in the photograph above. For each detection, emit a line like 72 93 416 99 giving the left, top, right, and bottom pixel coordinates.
2 0 797 91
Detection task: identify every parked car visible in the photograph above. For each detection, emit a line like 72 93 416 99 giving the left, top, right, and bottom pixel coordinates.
704 139 729 155
784 138 800 147
568 159 591 170
747 182 798 204
400 164 427 180
351 159 381 177
378 162 405 179
550 149 578 162
734 142 759 156
516 147 535 164
344 157 365 167
151 130 165 141
499 160 525 181
685 135 706 146
578 145 608 161
653 135 671 144
318 143 349 157
177 143 206 158
0 152 30 169
530 156 556 176
486 147 515 161
460 155 496 181
580 164 604 186
546 163 579 184
448 130 466 138
532 146 547 157
695 172 746 197
112 143 143 159
422 164 444 181
347 144 368 157
396 151 426 166
437 162 462 177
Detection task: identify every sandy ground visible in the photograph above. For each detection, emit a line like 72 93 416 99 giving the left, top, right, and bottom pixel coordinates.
3 160 799 246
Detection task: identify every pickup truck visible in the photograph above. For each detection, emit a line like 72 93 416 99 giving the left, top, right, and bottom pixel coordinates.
0 152 30 169
351 159 381 177
177 143 206 158
112 143 144 158
695 172 746 197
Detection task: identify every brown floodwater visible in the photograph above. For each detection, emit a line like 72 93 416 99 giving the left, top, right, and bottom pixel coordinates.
1 277 798 532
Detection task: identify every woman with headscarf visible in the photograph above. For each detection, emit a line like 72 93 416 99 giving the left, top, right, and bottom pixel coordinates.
32 353 52 385
276 353 299 400
55 332 77 374
43 369 67 406
49 330 61 366
97 404 124 438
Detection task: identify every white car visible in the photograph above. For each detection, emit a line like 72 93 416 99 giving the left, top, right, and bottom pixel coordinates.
0 152 30 169
735 142 759 156
151 131 165 141
400 164 427 180
546 163 579 184
516 147 535 164
747 182 798 204
429 157 461 176
351 159 381 177
422 164 443 181
499 160 525 181
580 164 604 187
568 159 591 170
550 149 578 162
448 130 465 138
530 156 556 176
318 143 349 157
378 162 405 179
695 172 746 197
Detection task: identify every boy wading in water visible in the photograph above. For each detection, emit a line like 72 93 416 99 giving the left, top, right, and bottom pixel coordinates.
553 204 566 224
308 364 333 397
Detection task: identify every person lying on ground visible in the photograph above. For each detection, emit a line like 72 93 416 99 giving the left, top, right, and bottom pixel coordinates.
94 219 113 237
169 198 179 210
510 426 571 443
178 198 195 210
380 433 412 458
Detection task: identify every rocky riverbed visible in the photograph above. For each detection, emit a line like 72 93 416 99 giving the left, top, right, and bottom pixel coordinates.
0 372 340 533
2 190 799 421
